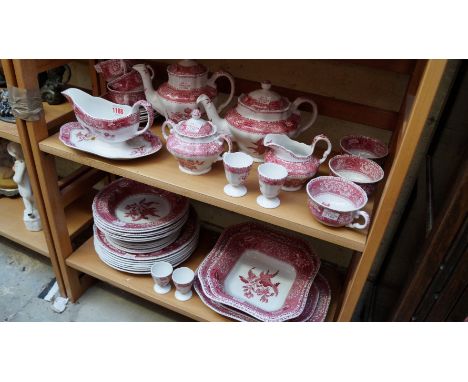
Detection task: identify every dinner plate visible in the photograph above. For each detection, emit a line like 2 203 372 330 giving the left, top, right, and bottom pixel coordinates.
93 178 189 233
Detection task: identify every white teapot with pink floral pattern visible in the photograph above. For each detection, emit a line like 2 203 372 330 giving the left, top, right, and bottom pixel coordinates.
162 109 233 175
133 60 235 123
198 80 318 162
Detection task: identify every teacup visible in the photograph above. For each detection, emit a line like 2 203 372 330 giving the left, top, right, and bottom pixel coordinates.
222 152 253 197
256 163 288 209
328 154 384 196
95 59 132 82
107 69 149 92
172 267 195 301
340 135 388 164
306 176 370 230
62 88 154 144
151 261 173 294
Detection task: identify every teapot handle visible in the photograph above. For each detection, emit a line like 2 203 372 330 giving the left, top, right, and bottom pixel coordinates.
207 71 235 114
311 134 332 165
216 134 233 161
131 100 154 136
161 120 176 141
291 97 318 137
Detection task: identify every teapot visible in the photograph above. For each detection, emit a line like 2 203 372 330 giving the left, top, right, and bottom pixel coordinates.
133 60 235 123
162 109 233 175
263 133 331 191
197 80 318 162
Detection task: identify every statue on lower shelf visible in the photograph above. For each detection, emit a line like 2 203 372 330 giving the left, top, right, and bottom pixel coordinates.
7 142 42 232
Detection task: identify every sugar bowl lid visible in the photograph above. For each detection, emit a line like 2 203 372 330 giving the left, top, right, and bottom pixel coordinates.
175 109 217 137
167 59 207 76
238 81 290 113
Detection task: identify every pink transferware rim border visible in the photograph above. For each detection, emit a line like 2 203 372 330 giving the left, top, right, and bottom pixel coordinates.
202 222 320 321
92 178 189 231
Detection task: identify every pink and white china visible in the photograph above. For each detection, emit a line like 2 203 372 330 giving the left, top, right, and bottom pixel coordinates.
328 154 384 196
172 267 195 301
199 222 320 322
151 261 173 294
340 135 388 163
257 163 288 209
306 176 370 230
93 203 199 274
222 151 253 197
62 88 154 144
59 122 162 160
162 109 233 175
133 60 235 122
106 69 151 106
198 80 318 161
195 273 330 322
95 59 132 82
263 133 332 191
92 178 189 233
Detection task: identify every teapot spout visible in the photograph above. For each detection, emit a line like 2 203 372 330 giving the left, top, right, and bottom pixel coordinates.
132 64 164 116
197 94 230 135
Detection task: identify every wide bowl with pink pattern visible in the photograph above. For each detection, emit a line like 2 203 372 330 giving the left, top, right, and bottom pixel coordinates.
306 176 370 230
340 135 388 163
328 154 384 196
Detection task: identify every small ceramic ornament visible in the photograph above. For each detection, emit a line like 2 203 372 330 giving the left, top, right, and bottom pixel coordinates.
7 142 42 231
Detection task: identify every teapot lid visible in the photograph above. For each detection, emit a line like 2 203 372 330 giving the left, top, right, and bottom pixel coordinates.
175 109 216 138
167 60 207 76
238 81 290 112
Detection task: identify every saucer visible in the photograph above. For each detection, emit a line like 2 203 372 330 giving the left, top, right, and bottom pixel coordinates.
59 122 162 160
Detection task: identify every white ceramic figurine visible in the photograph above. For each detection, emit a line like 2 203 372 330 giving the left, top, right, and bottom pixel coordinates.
7 142 42 231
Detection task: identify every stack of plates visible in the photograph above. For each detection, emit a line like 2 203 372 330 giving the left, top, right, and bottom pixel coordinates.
92 178 199 274
196 222 331 322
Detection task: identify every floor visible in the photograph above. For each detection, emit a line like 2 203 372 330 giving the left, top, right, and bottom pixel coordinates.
0 236 188 322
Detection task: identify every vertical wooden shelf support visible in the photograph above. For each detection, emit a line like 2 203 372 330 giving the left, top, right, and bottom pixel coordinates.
337 60 449 321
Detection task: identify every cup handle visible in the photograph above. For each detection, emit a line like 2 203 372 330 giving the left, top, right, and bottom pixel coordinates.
131 100 154 135
207 71 236 114
311 134 332 165
217 134 233 161
346 211 370 230
290 97 318 137
161 120 176 141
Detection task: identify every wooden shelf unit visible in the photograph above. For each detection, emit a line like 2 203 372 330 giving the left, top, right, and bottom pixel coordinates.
40 127 371 252
0 59 96 296
7 58 452 321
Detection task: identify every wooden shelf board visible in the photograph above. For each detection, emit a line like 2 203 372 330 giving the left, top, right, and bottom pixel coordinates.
40 127 371 251
0 102 73 144
0 192 93 257
0 120 20 143
66 228 341 322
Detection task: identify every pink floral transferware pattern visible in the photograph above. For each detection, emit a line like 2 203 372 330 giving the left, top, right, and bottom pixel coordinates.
92 178 189 231
123 198 160 221
59 122 162 160
259 174 286 186
225 110 300 135
95 59 132 82
340 135 388 161
239 268 280 303
94 208 198 260
328 154 384 196
202 222 320 322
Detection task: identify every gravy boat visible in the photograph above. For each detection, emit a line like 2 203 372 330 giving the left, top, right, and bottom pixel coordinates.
62 88 154 143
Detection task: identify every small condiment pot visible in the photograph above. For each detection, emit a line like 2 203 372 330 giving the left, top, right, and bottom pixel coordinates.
163 109 233 175
306 176 370 230
328 154 384 196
